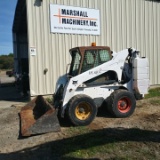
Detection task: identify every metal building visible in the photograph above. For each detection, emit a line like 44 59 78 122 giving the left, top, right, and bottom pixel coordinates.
12 0 160 97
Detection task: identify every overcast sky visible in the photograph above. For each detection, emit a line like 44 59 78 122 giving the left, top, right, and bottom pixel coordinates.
0 0 17 55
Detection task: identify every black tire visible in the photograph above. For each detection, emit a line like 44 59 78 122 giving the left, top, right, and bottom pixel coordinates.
66 94 97 126
107 90 136 118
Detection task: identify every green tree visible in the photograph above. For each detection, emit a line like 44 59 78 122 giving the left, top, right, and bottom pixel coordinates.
0 54 14 69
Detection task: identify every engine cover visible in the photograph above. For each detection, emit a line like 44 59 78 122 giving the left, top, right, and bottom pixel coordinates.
133 57 149 95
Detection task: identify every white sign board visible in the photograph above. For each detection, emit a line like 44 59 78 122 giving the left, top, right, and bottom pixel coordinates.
30 47 36 56
50 4 100 35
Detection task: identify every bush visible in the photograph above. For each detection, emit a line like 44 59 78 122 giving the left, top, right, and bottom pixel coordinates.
0 53 14 70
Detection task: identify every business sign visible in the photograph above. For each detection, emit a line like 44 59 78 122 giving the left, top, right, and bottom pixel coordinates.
50 4 100 35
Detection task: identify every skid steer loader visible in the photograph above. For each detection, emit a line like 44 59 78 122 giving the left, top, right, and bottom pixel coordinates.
20 43 149 136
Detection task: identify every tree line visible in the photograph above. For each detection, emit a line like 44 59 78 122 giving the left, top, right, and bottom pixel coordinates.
0 53 14 69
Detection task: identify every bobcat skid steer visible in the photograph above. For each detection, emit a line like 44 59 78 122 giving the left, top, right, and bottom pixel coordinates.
20 43 149 136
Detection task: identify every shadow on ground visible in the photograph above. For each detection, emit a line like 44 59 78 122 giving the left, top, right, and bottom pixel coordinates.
0 128 159 160
0 84 29 102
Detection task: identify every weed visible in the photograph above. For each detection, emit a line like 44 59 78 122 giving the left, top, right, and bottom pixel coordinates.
67 126 91 136
145 87 160 99
45 97 53 104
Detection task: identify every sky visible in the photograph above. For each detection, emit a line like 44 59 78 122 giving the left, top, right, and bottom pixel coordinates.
0 0 17 55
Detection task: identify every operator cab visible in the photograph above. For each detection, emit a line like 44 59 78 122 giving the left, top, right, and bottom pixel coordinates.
68 43 112 77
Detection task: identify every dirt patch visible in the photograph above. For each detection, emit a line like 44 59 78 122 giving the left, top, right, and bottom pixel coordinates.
89 99 160 131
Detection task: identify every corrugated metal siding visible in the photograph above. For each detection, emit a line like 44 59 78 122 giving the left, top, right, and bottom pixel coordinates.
26 0 160 96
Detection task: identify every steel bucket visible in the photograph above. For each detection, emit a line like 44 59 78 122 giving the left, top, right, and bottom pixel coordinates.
20 95 60 136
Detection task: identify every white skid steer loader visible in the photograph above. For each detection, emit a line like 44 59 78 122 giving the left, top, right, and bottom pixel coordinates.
20 43 149 136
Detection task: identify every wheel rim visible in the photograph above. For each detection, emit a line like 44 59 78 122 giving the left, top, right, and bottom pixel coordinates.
75 102 92 120
117 97 131 113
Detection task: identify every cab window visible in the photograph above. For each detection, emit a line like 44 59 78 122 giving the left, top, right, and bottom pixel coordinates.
81 49 111 73
69 50 81 76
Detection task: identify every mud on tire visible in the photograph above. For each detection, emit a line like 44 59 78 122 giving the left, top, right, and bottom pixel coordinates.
107 90 136 118
66 94 97 126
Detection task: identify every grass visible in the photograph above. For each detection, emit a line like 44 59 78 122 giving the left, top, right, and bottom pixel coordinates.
144 87 160 106
66 126 91 136
145 87 160 99
45 97 53 104
50 127 159 159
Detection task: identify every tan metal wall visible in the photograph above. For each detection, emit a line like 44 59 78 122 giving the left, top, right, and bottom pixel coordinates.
26 0 160 96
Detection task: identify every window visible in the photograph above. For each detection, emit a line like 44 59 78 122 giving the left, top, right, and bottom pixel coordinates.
99 50 111 62
81 49 111 73
69 50 81 76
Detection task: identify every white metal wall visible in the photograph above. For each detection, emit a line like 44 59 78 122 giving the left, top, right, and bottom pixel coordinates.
26 0 160 96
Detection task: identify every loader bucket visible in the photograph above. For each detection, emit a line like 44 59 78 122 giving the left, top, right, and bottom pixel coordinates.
20 95 60 136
